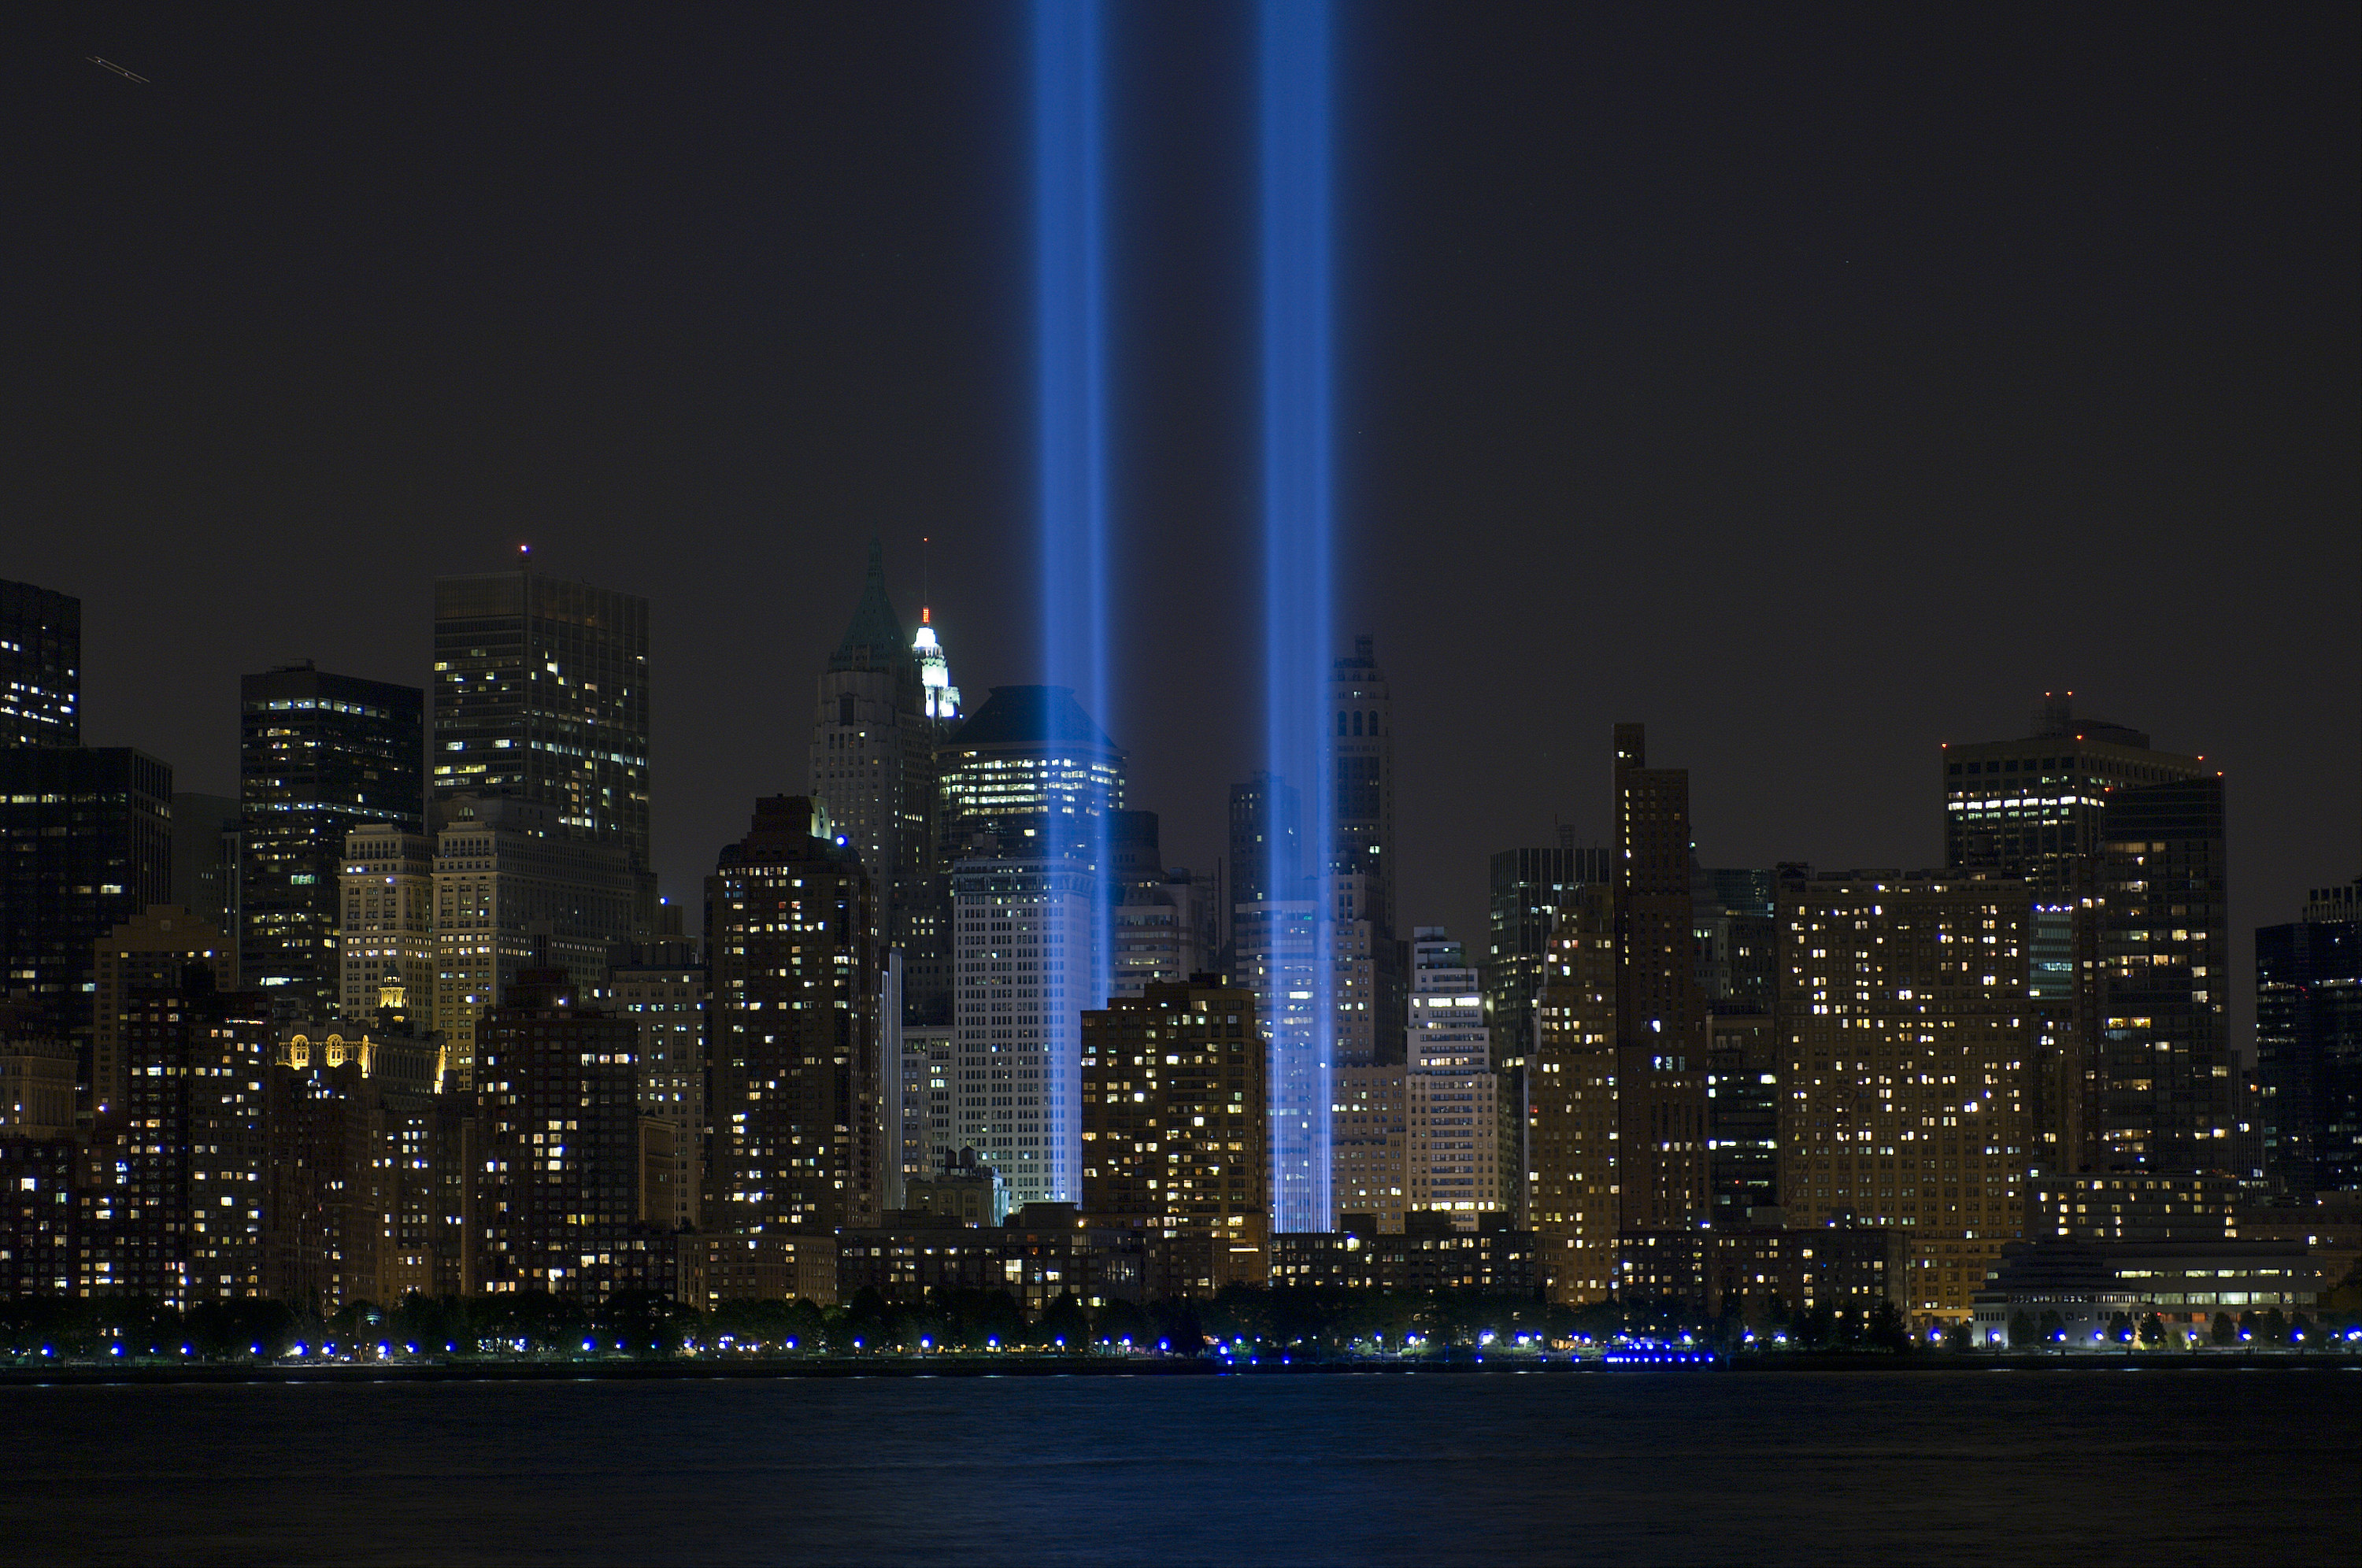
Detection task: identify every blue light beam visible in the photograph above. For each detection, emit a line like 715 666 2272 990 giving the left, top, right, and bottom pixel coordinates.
1034 0 1115 1017
1261 0 1334 1233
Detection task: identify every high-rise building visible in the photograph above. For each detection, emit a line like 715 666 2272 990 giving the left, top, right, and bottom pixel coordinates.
2254 879 2360 1197
598 939 707 1233
1330 1063 1406 1232
896 1023 957 1189
78 964 272 1304
1706 1010 1780 1225
428 793 640 1089
1227 771 1301 945
1330 637 1401 1047
807 542 958 1009
1612 723 1709 1235
1528 884 1618 1304
169 793 242 943
91 906 233 1122
1694 866 1776 1014
1403 929 1506 1228
1483 838 1613 1078
0 747 172 1035
476 969 666 1300
0 578 79 749
239 663 425 1015
431 566 653 891
1109 812 1216 999
937 685 1126 867
0 993 75 1138
707 797 886 1235
265 1021 472 1311
1775 868 2034 1324
1942 694 2210 873
1081 978 1270 1290
338 827 435 1026
950 856 1098 1207
2092 777 2234 1175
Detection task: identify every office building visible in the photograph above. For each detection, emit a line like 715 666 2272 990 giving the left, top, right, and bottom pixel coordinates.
1330 1063 1406 1232
2093 777 2234 1175
0 747 172 1035
1942 694 2210 873
1228 771 1301 946
1404 929 1507 1227
1080 978 1270 1290
2255 885 2360 1196
938 685 1125 866
950 855 1097 1207
1775 868 2034 1323
432 566 652 892
1483 838 1612 1088
1707 1010 1780 1224
808 542 959 1011
708 797 887 1234
0 578 79 748
598 939 707 1233
1330 636 1402 1041
429 793 640 1089
338 827 435 1026
1529 884 1619 1304
91 906 234 1122
239 663 425 1015
1612 723 1709 1234
476 969 667 1300
1694 866 1776 1014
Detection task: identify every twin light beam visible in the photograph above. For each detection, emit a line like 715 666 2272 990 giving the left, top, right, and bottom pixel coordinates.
1035 0 1334 1229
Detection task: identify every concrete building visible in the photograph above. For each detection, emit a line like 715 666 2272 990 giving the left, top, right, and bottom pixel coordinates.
338 827 435 1025
429 793 640 1089
598 939 706 1233
1972 1240 2323 1347
1403 929 1506 1228
1080 978 1269 1290
1612 724 1709 1236
1529 884 1619 1304
1330 1064 1406 1233
476 969 668 1300
905 1145 1009 1226
91 906 235 1123
1775 867 2034 1323
707 797 886 1236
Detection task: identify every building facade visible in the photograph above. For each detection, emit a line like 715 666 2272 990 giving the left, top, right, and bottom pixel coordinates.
951 856 1097 1207
1529 885 1619 1304
2254 893 2360 1197
0 747 172 1036
338 828 435 1025
0 578 80 748
1612 724 1709 1234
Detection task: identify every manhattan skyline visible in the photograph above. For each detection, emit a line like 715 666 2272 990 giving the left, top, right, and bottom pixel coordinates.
9 2 2355 1034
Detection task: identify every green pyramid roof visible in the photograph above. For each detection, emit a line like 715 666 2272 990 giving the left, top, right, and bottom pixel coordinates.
830 539 910 673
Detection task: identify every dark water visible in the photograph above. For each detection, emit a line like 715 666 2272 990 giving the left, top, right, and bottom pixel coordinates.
7 1368 2356 1566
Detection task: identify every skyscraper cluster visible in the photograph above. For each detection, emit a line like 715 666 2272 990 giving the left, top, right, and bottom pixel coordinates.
2 558 2351 1341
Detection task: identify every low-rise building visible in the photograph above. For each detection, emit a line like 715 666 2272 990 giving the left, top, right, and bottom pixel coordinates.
1271 1213 1538 1294
1971 1240 2325 1346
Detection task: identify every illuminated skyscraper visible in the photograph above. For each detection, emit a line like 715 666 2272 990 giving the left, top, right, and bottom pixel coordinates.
808 542 958 1017
431 566 652 897
1942 695 2208 873
1331 636 1401 1048
91 906 233 1122
1612 723 1709 1235
0 746 172 1036
1081 978 1271 1291
2256 880 2361 1196
1529 884 1618 1304
1775 868 2034 1325
937 686 1125 867
597 939 708 1233
0 578 80 748
1404 928 1506 1228
239 663 425 1016
337 827 434 1026
706 797 887 1234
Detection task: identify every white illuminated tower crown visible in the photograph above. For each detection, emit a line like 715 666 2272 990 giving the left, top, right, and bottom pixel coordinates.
914 608 961 722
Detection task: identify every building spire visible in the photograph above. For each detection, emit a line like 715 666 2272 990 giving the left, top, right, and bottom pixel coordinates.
828 538 910 674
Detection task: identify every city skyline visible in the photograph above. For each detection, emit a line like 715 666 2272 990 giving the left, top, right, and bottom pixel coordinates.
10 7 2353 1045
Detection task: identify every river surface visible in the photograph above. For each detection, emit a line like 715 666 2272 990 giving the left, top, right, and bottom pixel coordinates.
7 1367 2355 1565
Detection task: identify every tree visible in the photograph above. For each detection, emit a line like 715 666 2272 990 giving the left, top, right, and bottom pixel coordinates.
2010 1311 2037 1348
1035 1290 1090 1350
2211 1311 2236 1346
2138 1312 2164 1348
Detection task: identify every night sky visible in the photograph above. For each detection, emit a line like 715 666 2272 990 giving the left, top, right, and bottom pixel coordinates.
10 3 2356 1042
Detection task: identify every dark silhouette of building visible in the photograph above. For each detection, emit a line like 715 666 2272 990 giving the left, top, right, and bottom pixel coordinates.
169 792 241 945
0 578 80 748
1330 636 1402 1046
239 663 424 1016
1612 723 1709 1236
0 746 172 1036
2256 879 2361 1197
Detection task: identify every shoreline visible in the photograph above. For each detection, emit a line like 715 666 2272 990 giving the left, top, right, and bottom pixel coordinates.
2 1350 2355 1386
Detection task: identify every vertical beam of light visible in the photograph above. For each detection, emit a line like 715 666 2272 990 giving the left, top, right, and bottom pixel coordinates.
1261 0 1333 1233
1035 0 1113 1193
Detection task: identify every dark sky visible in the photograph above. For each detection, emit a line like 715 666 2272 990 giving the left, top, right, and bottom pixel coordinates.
10 3 2357 1045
